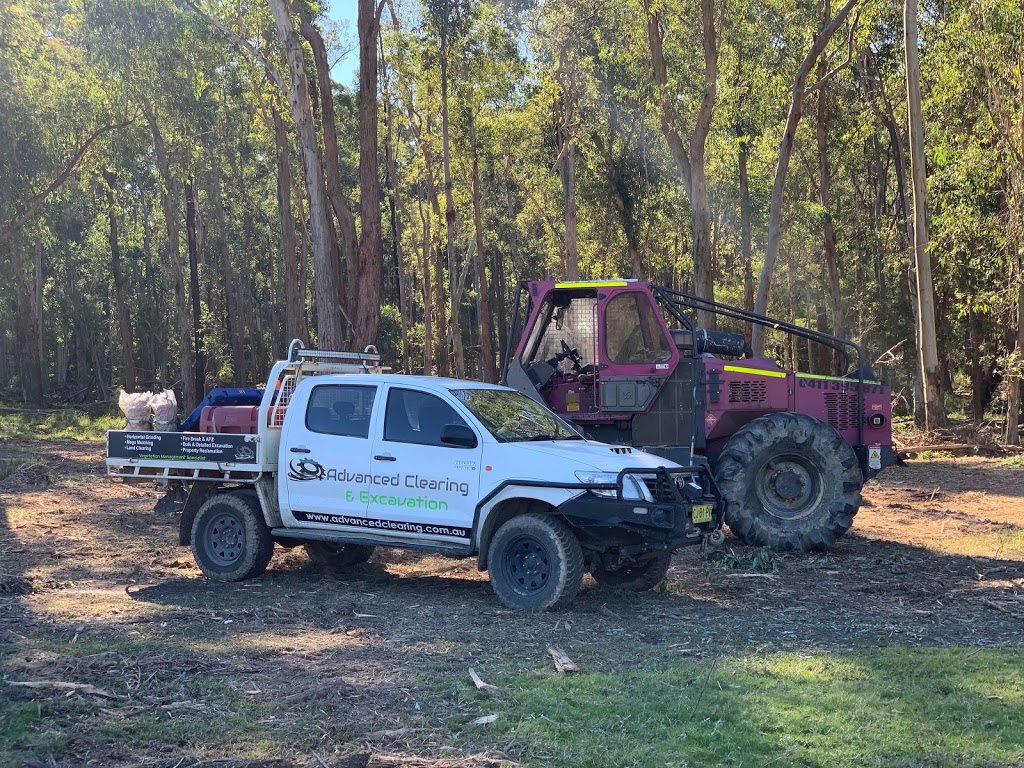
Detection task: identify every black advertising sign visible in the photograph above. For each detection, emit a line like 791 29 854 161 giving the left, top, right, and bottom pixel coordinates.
107 431 259 464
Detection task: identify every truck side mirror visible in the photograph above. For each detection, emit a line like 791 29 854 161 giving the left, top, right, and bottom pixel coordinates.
440 424 478 449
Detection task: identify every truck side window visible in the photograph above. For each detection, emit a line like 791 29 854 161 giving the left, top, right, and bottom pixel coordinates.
605 292 673 365
306 385 376 438
384 389 470 447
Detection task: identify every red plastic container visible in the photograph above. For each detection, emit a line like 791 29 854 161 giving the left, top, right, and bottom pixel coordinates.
199 405 259 434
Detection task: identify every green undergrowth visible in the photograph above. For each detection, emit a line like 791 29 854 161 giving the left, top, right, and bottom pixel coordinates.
471 647 1024 768
0 409 121 441
0 457 33 482
705 545 779 573
1001 453 1024 469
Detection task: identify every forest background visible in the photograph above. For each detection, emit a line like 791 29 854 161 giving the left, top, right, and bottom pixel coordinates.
1 0 1022 441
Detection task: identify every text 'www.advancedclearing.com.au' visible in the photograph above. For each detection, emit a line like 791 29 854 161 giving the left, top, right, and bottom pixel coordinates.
292 511 470 538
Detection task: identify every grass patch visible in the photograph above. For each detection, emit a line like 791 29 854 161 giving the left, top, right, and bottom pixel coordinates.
0 409 122 441
480 648 1024 767
0 458 30 482
0 637 354 767
1001 454 1024 469
705 546 779 573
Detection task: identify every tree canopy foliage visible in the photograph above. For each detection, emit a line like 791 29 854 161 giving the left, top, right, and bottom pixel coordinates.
0 0 1021 438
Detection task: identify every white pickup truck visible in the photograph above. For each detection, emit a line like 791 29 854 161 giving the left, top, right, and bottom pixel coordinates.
107 343 723 610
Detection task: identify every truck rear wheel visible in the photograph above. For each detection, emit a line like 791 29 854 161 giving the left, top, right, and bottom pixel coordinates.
487 513 584 611
304 542 376 568
714 413 862 552
191 493 274 581
590 552 673 591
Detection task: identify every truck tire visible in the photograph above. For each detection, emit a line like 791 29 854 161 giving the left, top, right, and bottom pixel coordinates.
191 493 274 581
714 412 862 552
590 552 673 591
487 513 584 611
304 542 376 568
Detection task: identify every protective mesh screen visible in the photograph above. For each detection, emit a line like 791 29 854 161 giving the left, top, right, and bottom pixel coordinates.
531 298 598 371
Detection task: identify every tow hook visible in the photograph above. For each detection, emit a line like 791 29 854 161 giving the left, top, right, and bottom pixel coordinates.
706 527 725 546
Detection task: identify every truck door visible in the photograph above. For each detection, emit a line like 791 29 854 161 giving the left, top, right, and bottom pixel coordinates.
367 386 481 543
280 382 378 528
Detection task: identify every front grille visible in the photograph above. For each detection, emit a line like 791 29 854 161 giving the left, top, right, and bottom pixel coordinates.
642 475 678 503
729 380 767 403
824 393 858 431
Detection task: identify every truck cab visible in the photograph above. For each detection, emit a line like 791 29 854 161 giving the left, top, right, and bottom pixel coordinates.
107 342 723 611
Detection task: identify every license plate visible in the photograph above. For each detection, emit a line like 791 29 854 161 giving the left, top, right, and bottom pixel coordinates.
691 504 713 524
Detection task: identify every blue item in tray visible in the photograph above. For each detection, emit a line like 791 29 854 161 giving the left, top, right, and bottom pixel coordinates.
182 387 264 431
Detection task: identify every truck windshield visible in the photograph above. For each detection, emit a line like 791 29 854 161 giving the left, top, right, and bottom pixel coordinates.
451 389 582 443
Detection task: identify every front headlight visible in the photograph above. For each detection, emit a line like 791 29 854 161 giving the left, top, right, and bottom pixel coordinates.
574 471 654 502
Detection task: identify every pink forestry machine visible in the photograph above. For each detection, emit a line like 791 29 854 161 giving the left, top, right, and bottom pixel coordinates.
502 280 898 552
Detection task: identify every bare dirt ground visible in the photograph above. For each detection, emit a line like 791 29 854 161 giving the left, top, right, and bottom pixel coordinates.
2 439 1023 767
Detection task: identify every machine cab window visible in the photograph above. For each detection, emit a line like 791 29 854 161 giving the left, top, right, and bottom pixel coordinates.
604 292 673 365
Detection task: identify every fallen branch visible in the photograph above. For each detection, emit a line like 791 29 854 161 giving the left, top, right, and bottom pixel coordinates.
8 680 121 699
547 645 580 674
361 727 417 740
468 667 500 692
900 444 978 455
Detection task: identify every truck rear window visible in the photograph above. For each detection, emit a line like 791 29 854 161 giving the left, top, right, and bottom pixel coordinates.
306 385 376 438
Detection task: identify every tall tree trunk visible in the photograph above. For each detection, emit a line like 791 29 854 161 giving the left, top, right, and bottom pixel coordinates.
19 243 45 405
268 0 343 350
352 0 384 350
147 108 196 408
104 171 137 391
752 0 860 355
815 56 844 372
1008 272 1024 444
469 110 497 383
643 0 718 327
299 18 357 321
418 199 434 374
273 106 307 345
202 140 246 384
381 46 411 374
184 179 206 398
556 44 581 280
905 0 946 428
438 5 464 377
559 136 581 280
738 135 754 347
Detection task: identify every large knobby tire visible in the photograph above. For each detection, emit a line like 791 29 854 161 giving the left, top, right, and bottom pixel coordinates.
487 513 584 611
714 413 863 552
191 492 274 581
304 542 376 568
590 552 673 592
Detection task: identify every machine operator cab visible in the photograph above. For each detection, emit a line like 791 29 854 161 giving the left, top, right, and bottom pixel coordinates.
505 280 680 419
504 279 754 421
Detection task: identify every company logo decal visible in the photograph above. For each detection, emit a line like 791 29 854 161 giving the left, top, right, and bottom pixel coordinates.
235 446 255 460
289 458 325 481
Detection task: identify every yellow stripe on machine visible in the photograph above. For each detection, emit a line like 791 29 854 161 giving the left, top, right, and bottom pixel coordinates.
723 365 787 378
796 373 849 382
554 280 629 288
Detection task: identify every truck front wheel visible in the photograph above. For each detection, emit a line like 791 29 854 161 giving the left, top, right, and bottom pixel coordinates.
304 542 376 568
714 412 863 552
590 552 673 591
191 493 274 581
487 513 584 611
